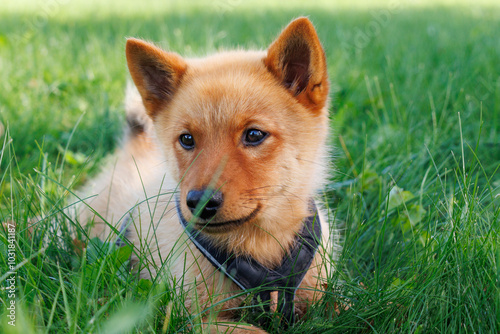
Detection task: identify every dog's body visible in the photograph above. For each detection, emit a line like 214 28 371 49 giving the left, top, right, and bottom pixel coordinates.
78 18 334 333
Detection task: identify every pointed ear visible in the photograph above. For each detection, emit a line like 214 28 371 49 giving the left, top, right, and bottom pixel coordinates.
264 18 329 113
126 38 187 118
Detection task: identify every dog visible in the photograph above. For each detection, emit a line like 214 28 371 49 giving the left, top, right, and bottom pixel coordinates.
78 17 334 333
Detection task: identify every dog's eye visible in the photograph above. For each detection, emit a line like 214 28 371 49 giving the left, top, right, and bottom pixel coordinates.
243 129 268 146
179 133 195 150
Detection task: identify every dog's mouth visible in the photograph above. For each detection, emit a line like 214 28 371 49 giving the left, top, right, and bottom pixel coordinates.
194 204 261 234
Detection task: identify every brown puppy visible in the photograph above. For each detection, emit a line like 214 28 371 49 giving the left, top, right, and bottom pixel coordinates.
79 17 334 333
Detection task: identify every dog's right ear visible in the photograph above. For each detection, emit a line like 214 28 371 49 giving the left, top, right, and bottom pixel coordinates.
126 38 187 118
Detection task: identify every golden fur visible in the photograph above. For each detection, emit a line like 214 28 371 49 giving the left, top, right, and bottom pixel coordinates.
78 17 334 333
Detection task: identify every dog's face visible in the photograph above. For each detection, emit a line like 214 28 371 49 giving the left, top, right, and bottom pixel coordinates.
126 18 329 236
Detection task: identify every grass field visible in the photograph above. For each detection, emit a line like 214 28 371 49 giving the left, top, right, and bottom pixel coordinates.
1 0 499 332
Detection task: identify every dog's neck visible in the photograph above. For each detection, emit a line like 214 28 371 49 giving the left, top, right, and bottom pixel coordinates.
177 199 322 325
219 218 305 268
181 199 312 268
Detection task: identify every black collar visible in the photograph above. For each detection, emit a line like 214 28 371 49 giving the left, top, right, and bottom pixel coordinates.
176 199 322 326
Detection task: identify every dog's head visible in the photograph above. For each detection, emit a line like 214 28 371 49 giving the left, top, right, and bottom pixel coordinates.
126 18 329 240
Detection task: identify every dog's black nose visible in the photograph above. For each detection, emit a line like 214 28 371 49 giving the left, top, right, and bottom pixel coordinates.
186 189 224 220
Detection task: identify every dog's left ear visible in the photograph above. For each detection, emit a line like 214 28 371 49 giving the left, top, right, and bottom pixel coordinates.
264 17 329 113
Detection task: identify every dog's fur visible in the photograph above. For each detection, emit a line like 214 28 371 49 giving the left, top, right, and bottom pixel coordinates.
78 17 334 333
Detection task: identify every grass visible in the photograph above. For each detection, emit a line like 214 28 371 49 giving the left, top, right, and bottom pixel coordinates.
1 0 499 332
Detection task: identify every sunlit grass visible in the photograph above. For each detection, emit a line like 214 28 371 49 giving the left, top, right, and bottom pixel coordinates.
0 0 499 332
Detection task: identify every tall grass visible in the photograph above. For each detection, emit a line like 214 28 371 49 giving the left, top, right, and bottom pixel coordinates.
1 0 499 332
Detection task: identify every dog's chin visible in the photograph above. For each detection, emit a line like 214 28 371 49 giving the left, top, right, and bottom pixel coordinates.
194 204 262 234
